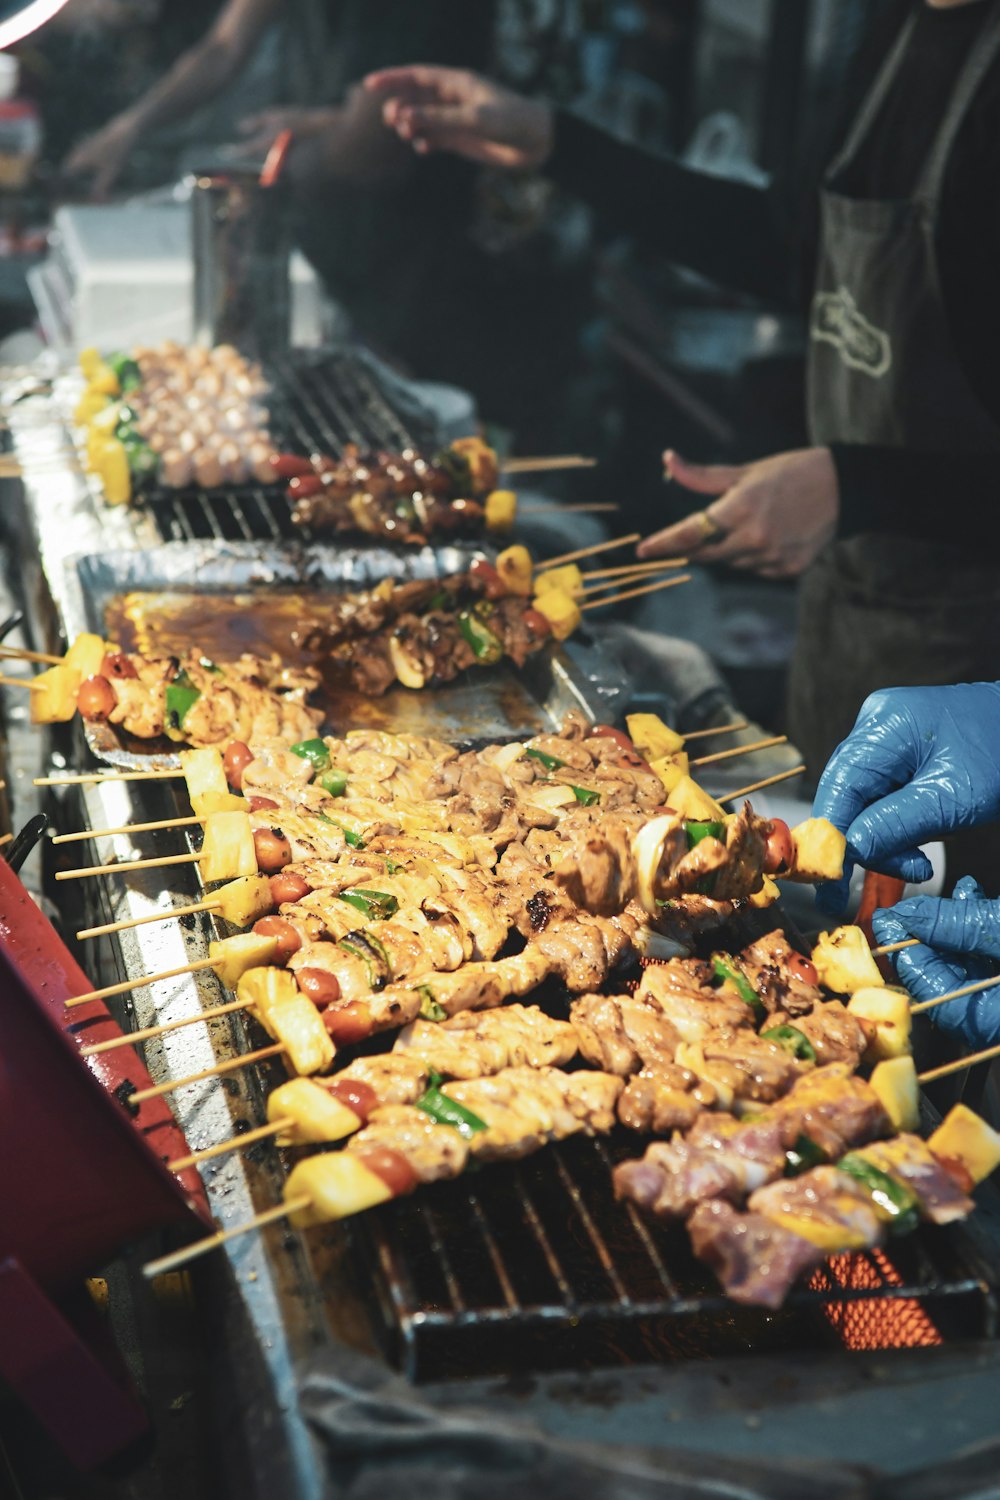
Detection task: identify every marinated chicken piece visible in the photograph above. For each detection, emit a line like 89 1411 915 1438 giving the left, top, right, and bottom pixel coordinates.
740 929 826 1017
392 904 472 972
107 677 166 739
569 993 683 1076
393 1005 578 1078
529 911 611 992
711 804 769 901
617 1068 704 1134
767 1000 866 1067
549 822 638 916
339 1053 429 1107
445 1065 623 1159
346 1105 470 1183
615 1128 785 1218
697 1032 805 1105
636 962 754 1042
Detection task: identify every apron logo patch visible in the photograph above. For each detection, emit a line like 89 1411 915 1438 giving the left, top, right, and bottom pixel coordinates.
810 287 892 378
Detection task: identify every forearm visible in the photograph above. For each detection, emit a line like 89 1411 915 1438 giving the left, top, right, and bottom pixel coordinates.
548 109 803 307
831 445 995 545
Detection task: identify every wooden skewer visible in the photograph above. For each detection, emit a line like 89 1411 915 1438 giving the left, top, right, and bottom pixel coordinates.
168 1116 292 1173
579 566 682 596
143 1197 311 1279
717 765 806 803
502 454 597 474
520 502 618 515
0 644 62 665
66 956 217 1008
919 1038 1000 1084
128 1042 286 1105
579 573 692 611
0 674 42 691
77 897 221 941
871 938 919 957
679 720 748 742
536 533 641 570
36 768 183 786
80 995 251 1056
910 974 1000 1016
0 831 13 848
56 851 202 881
53 814 203 844
690 735 788 769
579 557 688 582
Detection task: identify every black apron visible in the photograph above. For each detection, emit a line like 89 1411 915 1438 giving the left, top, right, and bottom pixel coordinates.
788 1 1000 777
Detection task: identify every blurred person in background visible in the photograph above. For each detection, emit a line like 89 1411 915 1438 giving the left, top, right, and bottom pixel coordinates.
368 0 1000 805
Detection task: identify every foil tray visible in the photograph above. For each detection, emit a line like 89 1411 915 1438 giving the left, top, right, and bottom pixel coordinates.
66 541 628 768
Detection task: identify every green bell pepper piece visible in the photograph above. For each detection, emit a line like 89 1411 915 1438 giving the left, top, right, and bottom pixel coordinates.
762 1024 818 1064
417 983 446 1022
290 737 331 771
108 353 142 392
525 747 564 771
319 767 348 797
711 953 765 1020
685 819 726 848
836 1153 920 1235
570 784 600 806
165 670 200 732
458 610 503 665
338 888 399 922
337 931 391 989
315 811 366 849
784 1134 827 1176
415 1080 488 1139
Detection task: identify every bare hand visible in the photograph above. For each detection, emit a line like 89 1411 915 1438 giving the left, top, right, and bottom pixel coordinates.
236 106 336 160
638 447 839 579
61 115 138 200
364 65 553 170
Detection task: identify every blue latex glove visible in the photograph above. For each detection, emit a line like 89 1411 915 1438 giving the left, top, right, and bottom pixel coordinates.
812 682 1000 913
871 876 1000 1047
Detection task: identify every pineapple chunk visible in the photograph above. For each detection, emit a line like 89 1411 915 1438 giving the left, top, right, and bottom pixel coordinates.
214 874 274 928
180 747 229 802
495 544 533 596
626 713 685 759
649 755 687 795
812 925 885 995
929 1104 1000 1186
533 564 583 598
484 489 517 531
238 965 298 1022
749 875 780 910
785 818 847 883
266 998 336 1075
388 635 426 689
29 663 81 724
285 1154 393 1227
64 633 108 681
531 587 580 641
869 1056 920 1132
191 790 247 817
847 986 912 1059
664 774 728 822
267 1078 362 1144
771 1214 872 1253
209 932 280 990
199 811 256 882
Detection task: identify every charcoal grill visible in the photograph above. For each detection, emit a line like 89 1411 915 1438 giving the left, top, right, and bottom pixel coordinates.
6 348 1000 1495
144 349 443 545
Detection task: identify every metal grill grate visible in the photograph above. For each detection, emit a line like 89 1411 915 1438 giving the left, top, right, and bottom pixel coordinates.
145 348 442 544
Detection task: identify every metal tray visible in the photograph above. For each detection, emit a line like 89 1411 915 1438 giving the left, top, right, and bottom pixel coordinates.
66 541 629 768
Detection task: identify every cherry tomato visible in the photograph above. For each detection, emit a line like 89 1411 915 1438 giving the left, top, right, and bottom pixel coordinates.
252 915 302 962
322 1001 372 1044
268 452 314 478
589 723 646 768
785 952 819 988
325 1076 377 1124
223 740 254 791
354 1145 418 1197
763 818 794 874
269 870 311 905
469 558 506 599
252 826 292 873
100 651 137 681
77 675 116 721
247 796 279 813
522 607 552 638
295 966 341 1008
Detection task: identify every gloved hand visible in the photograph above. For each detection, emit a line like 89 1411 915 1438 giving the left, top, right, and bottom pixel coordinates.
812 682 1000 912
872 876 1000 1047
